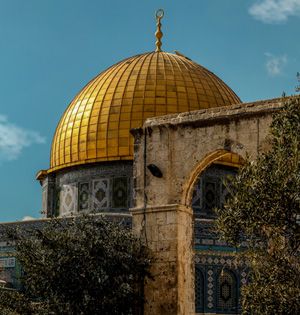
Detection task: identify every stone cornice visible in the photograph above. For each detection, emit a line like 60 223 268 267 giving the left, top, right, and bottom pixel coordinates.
130 204 193 215
143 97 291 130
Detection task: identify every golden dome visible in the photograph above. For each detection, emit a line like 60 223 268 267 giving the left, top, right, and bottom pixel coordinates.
49 51 240 172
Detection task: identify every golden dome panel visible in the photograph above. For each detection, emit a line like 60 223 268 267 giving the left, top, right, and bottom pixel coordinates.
50 51 241 172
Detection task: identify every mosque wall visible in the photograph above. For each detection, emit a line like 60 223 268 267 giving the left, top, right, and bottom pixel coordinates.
131 98 283 315
40 162 133 217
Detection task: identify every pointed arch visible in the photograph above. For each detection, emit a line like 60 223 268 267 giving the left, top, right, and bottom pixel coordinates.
216 269 239 313
181 150 244 207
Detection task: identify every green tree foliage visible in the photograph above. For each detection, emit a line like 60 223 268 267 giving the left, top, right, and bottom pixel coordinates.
0 215 151 315
216 97 300 314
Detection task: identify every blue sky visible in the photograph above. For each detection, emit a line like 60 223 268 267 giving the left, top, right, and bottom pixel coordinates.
0 0 299 222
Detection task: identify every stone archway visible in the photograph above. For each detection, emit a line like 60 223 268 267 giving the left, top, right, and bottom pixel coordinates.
130 101 279 314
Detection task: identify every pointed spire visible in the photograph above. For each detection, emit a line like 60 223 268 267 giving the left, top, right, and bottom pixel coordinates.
155 9 164 52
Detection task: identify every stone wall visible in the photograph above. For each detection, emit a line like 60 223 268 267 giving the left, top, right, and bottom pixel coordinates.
132 204 193 314
134 98 283 209
131 98 284 314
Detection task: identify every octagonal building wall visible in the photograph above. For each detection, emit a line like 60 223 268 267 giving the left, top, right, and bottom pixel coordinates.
40 161 133 217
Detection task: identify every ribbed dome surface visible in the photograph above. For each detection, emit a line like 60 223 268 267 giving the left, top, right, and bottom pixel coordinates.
50 51 240 172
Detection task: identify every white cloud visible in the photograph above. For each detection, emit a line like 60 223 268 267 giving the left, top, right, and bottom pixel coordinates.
0 115 45 162
264 53 287 76
22 216 36 221
249 0 300 23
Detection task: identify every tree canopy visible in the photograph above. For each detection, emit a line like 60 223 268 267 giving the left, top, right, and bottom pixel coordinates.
216 96 300 314
0 214 151 315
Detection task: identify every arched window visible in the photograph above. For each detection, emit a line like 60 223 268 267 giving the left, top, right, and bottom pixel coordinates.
195 265 204 313
216 269 238 313
192 163 237 218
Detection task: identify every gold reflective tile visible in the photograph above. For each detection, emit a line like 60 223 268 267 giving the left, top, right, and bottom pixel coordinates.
50 51 240 171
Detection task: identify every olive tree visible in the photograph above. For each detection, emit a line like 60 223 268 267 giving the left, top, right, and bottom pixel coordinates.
0 214 151 315
216 97 300 314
